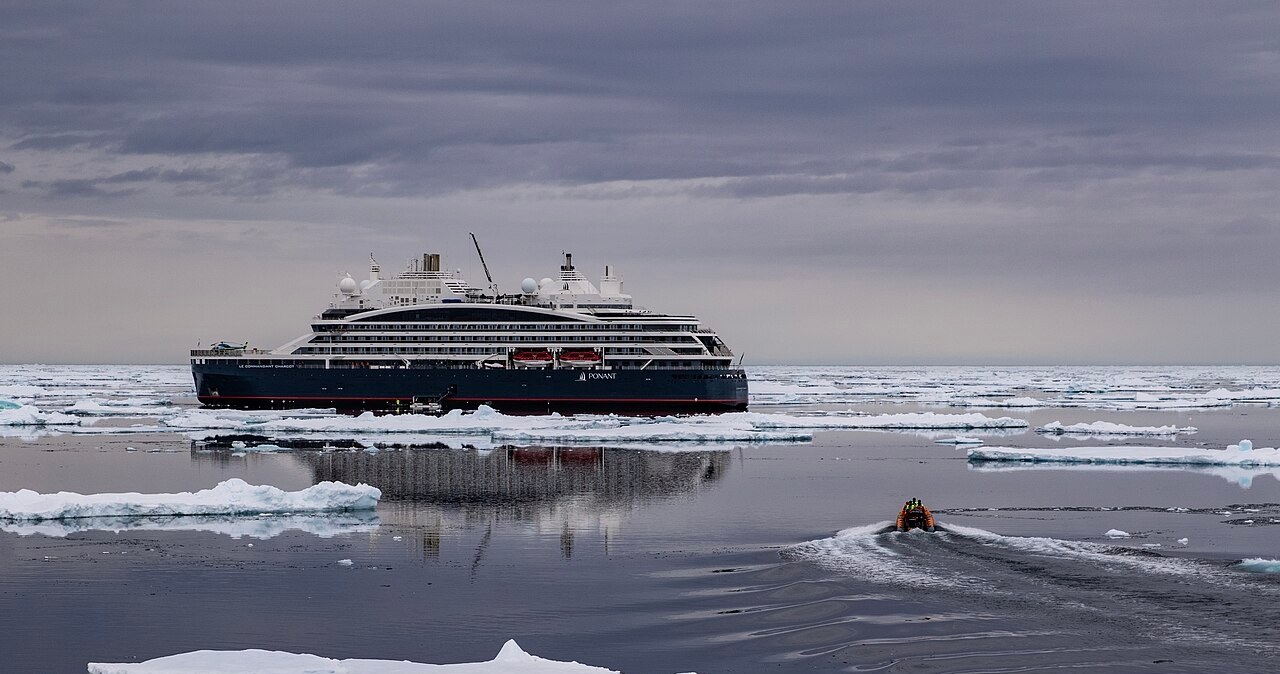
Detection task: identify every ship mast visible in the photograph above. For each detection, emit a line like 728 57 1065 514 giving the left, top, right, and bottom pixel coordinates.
469 232 498 300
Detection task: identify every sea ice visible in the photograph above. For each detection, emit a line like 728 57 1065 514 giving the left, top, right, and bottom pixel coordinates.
0 404 79 426
1 512 379 539
956 397 1044 408
1236 558 1280 573
1104 529 1131 538
968 443 1280 467
166 405 1026 446
87 639 628 673
63 400 179 417
744 411 1028 430
0 479 380 521
935 436 984 445
1037 421 1196 436
967 461 1280 489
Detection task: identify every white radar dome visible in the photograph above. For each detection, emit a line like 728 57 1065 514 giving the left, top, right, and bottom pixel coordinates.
338 276 358 294
521 277 538 294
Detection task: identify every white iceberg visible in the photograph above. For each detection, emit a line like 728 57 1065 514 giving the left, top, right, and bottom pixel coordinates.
0 404 80 426
968 442 1280 467
1037 421 1197 436
87 639 627 674
1104 529 1131 538
0 478 380 522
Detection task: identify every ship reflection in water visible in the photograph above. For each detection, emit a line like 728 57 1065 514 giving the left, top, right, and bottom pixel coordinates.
192 441 730 560
303 446 729 559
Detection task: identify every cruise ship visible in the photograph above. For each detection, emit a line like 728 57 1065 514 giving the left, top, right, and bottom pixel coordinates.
191 250 748 413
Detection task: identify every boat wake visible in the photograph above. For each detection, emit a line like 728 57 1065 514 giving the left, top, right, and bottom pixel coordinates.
786 522 1280 655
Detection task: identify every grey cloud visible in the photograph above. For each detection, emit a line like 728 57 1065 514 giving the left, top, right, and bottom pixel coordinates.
21 178 137 199
3 2 1278 197
0 161 13 173
2 1 1280 363
7 133 112 151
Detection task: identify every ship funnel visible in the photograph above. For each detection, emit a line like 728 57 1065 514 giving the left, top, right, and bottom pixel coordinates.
424 253 441 272
600 264 623 296
561 252 574 272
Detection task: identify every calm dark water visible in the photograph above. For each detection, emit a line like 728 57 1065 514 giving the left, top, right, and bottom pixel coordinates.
3 404 1280 673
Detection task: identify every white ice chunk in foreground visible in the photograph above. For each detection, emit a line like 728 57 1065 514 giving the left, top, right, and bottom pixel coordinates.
0 404 79 426
87 639 629 674
968 442 1280 467
1037 421 1196 436
0 479 380 522
1105 529 1131 538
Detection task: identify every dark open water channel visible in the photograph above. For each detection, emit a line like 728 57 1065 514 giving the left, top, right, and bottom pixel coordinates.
3 403 1280 673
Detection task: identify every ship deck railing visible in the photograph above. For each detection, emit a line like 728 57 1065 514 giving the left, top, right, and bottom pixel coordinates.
190 348 271 357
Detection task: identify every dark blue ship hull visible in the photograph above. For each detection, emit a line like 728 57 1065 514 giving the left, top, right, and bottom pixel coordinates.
192 361 749 414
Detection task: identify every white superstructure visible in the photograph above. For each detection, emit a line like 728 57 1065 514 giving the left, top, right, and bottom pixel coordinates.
232 251 735 371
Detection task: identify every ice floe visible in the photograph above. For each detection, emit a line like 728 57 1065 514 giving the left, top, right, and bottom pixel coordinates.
63 400 178 417
967 461 1280 489
968 442 1280 467
1 512 378 539
0 479 380 522
1237 558 1280 573
87 639 627 674
0 404 80 426
1037 421 1196 436
165 406 1026 447
934 436 984 445
1105 529 1131 538
955 397 1044 408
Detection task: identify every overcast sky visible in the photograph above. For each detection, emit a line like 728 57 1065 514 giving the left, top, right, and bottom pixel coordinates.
3 1 1279 365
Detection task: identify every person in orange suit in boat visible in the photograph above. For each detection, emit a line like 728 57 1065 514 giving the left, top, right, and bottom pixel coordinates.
896 497 936 532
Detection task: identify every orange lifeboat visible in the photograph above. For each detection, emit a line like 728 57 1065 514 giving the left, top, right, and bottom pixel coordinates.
512 350 554 367
559 350 602 367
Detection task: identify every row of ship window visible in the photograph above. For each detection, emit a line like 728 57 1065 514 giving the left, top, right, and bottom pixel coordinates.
293 347 710 355
308 335 699 343
313 322 698 332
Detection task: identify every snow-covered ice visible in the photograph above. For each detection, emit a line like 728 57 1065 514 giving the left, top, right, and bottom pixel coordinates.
1037 421 1196 436
935 436 984 445
968 442 1280 467
1237 559 1280 573
167 405 1026 446
1105 529 1131 538
0 479 380 521
967 461 1280 489
87 639 629 674
0 404 80 427
1 512 378 539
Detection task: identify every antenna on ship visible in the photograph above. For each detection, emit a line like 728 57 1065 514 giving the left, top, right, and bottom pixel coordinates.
469 232 498 300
